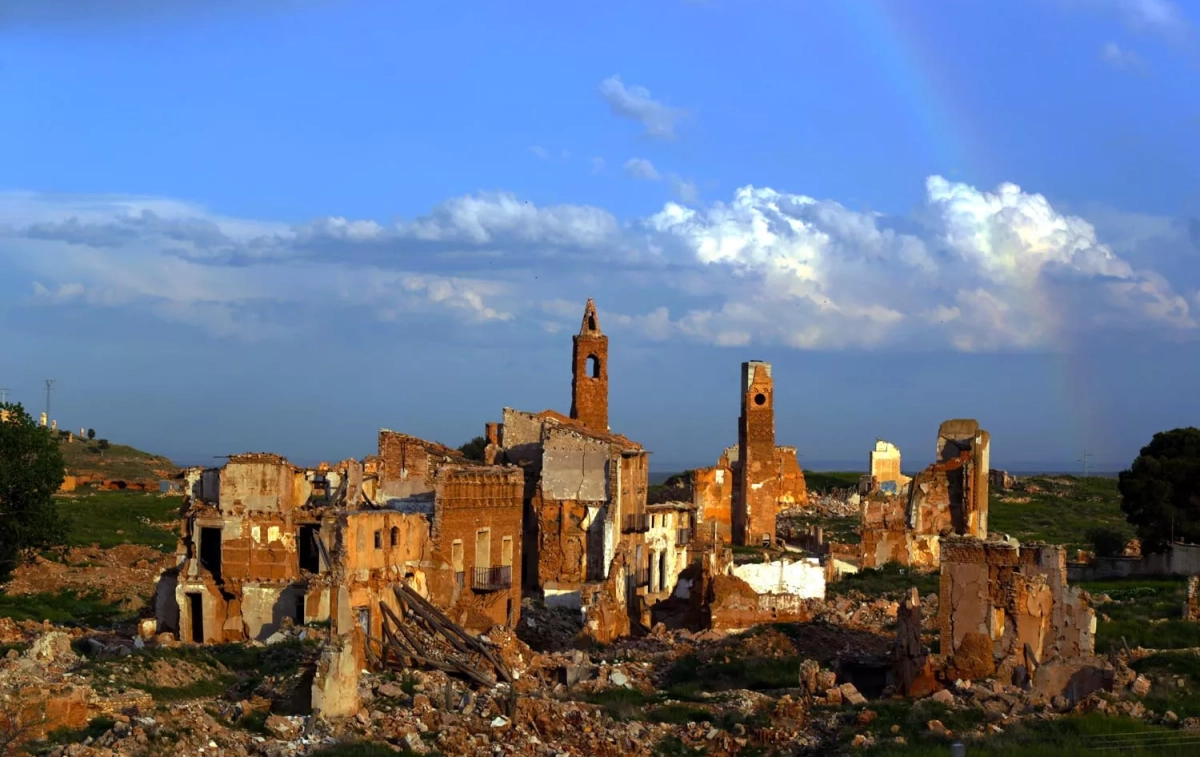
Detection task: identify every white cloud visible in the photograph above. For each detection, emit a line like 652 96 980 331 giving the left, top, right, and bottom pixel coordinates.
1 176 1194 352
1101 41 1147 70
598 75 687 140
528 145 550 160
1112 0 1189 35
590 157 606 175
623 158 661 181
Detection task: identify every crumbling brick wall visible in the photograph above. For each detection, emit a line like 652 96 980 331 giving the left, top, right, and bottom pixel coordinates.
774 446 809 512
860 420 990 569
377 430 466 500
432 466 524 630
938 536 1095 680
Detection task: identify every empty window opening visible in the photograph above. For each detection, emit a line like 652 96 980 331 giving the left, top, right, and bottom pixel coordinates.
390 526 400 547
761 533 772 547
311 474 330 501
501 536 513 568
754 392 767 406
587 314 597 331
187 592 204 644
357 607 370 638
475 529 491 569
658 550 668 592
373 530 382 549
294 594 305 625
199 527 222 582
587 354 600 379
507 598 514 627
298 525 321 573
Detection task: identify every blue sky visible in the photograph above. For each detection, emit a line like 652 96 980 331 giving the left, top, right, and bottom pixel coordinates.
1 0 1198 471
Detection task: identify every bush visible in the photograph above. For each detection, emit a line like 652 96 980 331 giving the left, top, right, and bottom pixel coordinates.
1088 527 1127 558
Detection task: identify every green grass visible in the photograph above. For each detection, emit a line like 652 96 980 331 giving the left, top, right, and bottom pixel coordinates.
60 439 176 482
308 744 436 757
0 590 129 625
36 716 117 752
81 639 321 702
666 651 805 694
865 712 1199 756
55 490 182 551
805 471 863 492
785 513 860 544
835 562 938 598
988 475 1131 551
1078 578 1200 652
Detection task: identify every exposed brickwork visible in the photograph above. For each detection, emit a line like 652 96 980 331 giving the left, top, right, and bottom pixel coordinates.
569 299 609 432
430 466 524 630
774 446 808 512
735 361 777 547
860 419 990 569
377 430 466 500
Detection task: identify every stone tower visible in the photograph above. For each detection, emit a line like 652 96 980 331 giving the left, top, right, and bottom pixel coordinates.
570 299 609 432
734 360 777 547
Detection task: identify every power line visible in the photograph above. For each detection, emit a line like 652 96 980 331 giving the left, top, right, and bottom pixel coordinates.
1077 447 1095 477
44 379 55 419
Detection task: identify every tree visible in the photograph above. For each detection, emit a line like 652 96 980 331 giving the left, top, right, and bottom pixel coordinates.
1087 527 1127 558
458 435 487 462
86 428 95 441
1119 427 1200 553
0 403 67 584
97 439 110 458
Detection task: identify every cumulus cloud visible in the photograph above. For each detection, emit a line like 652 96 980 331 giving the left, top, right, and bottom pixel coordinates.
1 176 1194 352
598 76 687 140
624 158 661 181
1101 41 1148 70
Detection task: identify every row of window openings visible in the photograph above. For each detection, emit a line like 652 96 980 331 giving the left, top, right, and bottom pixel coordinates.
197 525 513 579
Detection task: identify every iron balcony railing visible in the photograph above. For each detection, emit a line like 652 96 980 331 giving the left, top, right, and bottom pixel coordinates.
623 513 649 533
472 565 512 592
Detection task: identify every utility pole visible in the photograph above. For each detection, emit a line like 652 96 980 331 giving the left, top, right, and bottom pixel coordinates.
44 379 55 419
0 387 7 405
1077 448 1095 477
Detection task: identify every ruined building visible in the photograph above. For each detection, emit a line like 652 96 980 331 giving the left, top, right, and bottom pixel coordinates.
867 440 911 495
484 300 690 635
691 361 808 545
861 419 990 569
159 433 525 647
938 536 1096 688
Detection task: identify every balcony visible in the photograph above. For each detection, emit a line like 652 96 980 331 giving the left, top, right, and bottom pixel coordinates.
676 528 692 546
622 513 649 533
471 565 512 592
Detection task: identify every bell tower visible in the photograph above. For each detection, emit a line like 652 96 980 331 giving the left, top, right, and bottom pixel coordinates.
570 299 609 432
734 360 777 547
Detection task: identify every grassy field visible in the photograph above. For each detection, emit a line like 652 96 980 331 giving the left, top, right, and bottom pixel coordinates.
56 489 183 551
988 475 1133 552
59 437 177 482
1079 577 1200 653
805 471 863 492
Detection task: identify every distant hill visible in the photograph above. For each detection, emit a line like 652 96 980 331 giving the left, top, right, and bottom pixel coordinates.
59 437 178 486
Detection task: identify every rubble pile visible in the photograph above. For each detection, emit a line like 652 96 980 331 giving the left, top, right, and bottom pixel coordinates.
5 544 174 608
